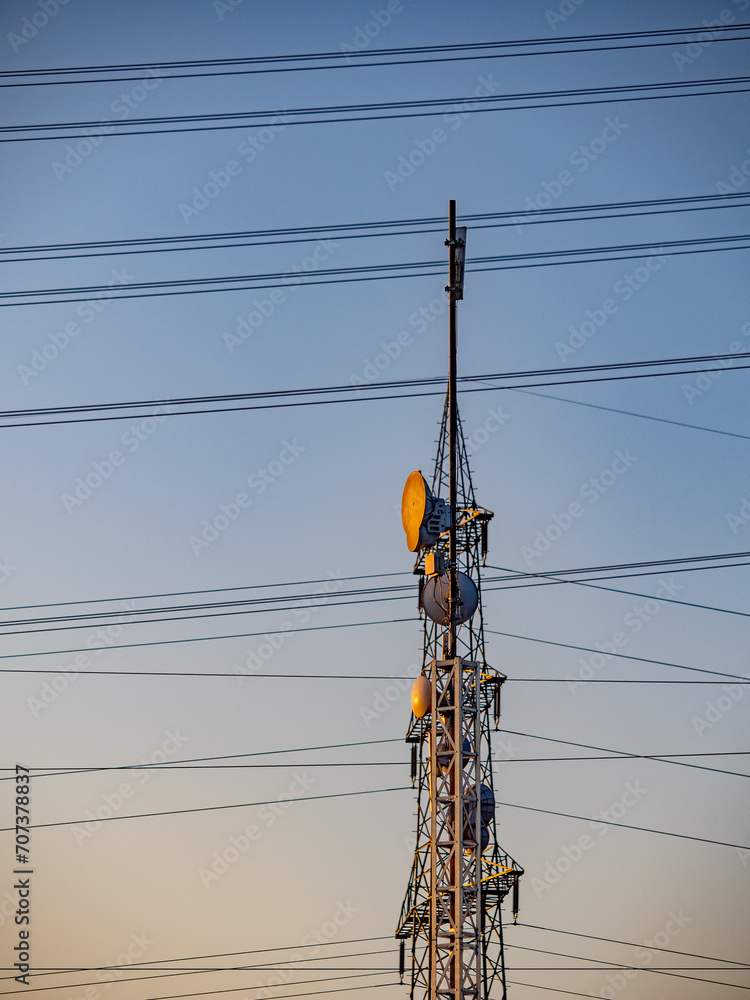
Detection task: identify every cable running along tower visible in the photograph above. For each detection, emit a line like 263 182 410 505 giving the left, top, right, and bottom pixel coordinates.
396 201 523 1000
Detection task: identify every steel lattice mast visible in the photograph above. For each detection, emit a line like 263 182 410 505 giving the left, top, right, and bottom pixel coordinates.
396 202 523 1000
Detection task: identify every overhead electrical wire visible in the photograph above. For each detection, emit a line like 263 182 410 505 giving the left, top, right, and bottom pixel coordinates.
0 739 404 781
3 25 749 86
510 387 750 444
3 192 750 263
503 944 750 992
512 923 750 969
0 560 747 641
4 75 750 142
0 548 742 616
0 548 743 615
1 785 746 851
495 731 750 780
4 237 750 306
0 352 749 430
3 24 748 79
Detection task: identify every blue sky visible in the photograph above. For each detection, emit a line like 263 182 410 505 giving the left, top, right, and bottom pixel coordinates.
1 2 749 999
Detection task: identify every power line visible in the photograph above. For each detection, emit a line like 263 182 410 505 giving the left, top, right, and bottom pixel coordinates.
3 192 750 263
4 75 750 142
4 26 749 87
511 387 750 444
485 628 748 681
0 547 742 615
512 923 750 968
485 565 750 619
1 354 749 431
0 738 403 781
0 562 746 654
4 237 750 306
504 943 750 991
0 951 397 993
497 800 749 851
0 786 412 832
4 25 748 79
2 783 746 851
496 731 750 779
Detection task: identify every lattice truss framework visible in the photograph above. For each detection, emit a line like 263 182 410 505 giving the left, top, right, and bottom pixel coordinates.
396 395 524 1000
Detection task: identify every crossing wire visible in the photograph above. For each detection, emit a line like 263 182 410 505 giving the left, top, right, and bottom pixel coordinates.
3 75 750 142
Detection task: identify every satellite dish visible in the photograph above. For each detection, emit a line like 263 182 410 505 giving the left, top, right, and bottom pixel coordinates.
411 675 431 719
401 471 449 552
422 571 478 625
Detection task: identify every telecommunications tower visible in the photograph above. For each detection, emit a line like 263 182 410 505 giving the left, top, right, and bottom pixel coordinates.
395 202 523 1000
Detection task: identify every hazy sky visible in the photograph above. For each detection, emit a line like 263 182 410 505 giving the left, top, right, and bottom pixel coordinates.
1 2 749 999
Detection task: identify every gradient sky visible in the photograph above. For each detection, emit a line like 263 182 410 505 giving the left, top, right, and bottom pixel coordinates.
1 2 749 999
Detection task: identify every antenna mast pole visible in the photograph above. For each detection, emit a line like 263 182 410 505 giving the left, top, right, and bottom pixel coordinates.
447 199 458 660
